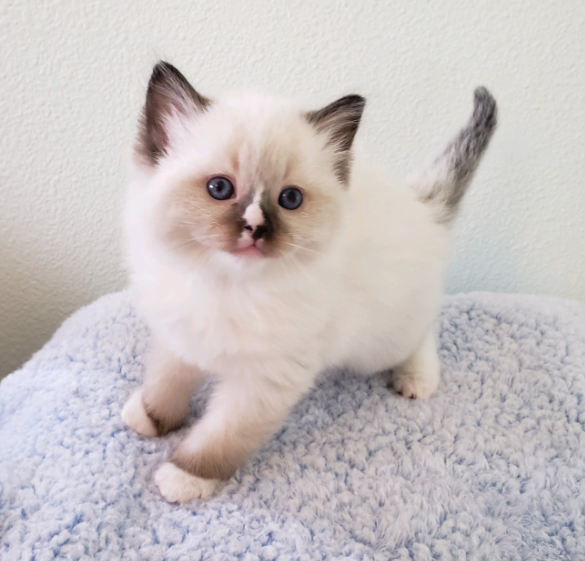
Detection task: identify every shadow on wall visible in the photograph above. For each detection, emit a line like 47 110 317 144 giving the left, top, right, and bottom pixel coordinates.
446 212 520 297
0 235 124 379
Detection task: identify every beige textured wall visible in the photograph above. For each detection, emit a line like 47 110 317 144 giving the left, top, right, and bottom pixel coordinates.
1 0 584 377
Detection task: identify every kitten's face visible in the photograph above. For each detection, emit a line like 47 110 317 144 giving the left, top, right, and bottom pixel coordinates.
134 62 364 276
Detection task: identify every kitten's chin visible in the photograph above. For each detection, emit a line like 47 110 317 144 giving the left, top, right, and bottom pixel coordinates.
207 246 271 275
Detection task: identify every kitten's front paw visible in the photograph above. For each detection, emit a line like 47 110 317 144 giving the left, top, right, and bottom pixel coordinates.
121 389 158 437
392 371 438 400
154 462 219 503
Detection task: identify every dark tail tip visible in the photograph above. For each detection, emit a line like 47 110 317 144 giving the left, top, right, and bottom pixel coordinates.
472 86 498 131
411 87 499 224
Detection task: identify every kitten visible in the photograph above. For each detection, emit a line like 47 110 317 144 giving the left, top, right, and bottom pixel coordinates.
122 61 497 503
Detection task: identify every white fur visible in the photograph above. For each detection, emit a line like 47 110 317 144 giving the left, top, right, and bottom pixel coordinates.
124 90 451 500
126 160 447 384
392 331 441 399
154 462 219 502
121 389 157 437
243 190 265 229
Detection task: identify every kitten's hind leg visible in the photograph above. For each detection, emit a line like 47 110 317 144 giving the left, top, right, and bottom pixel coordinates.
391 330 440 400
122 340 204 436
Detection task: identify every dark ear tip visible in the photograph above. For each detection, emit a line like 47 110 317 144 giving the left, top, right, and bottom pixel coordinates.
150 60 180 83
342 94 366 112
347 94 366 104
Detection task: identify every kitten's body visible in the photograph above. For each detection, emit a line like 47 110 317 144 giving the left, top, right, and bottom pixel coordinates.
127 161 445 379
122 62 497 502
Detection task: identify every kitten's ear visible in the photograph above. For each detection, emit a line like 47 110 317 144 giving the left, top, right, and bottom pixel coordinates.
306 95 366 182
136 61 210 166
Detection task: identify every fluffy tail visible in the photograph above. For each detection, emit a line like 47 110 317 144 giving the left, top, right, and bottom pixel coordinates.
412 87 498 224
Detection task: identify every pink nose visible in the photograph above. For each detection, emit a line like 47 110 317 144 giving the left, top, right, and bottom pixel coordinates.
244 223 268 240
242 201 273 241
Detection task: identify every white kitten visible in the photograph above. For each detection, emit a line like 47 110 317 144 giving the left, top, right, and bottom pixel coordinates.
121 62 497 502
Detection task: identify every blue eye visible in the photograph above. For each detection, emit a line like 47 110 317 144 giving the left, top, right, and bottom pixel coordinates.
278 187 303 210
207 176 234 200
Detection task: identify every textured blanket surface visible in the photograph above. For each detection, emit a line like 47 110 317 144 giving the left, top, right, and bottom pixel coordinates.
1 292 585 560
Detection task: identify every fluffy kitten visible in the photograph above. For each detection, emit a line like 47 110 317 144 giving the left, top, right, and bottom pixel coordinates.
122 61 497 503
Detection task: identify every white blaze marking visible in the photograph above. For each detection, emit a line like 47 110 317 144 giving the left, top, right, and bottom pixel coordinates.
243 190 265 229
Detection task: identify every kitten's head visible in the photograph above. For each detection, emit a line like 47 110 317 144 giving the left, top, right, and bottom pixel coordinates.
132 61 365 277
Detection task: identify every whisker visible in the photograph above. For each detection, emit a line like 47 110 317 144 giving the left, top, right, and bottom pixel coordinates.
284 241 325 257
172 233 220 247
172 222 221 239
288 252 319 285
197 234 221 241
281 253 295 278
170 235 219 252
171 238 199 251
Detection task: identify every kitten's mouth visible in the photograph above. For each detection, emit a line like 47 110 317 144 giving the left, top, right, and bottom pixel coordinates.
231 242 265 258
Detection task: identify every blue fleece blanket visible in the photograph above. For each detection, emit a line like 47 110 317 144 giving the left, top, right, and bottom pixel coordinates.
1 292 584 560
